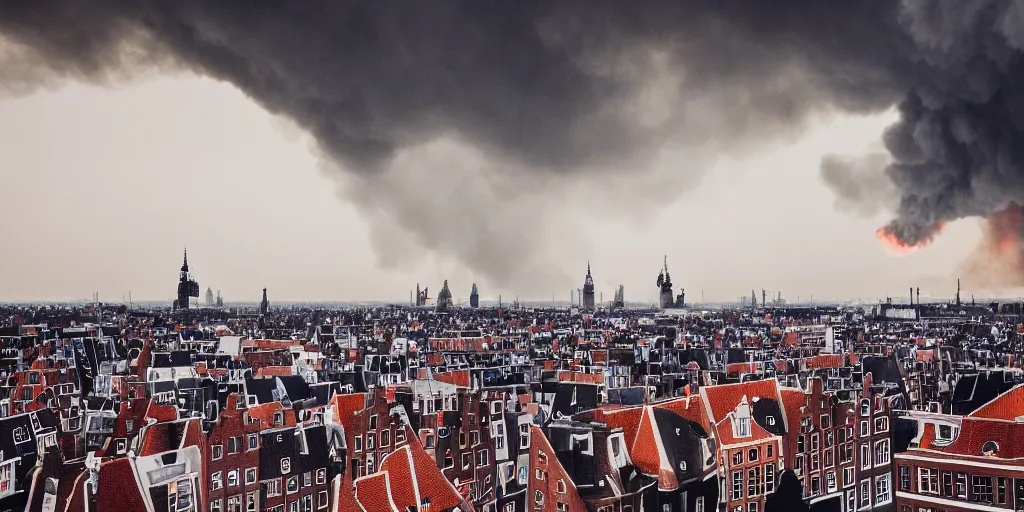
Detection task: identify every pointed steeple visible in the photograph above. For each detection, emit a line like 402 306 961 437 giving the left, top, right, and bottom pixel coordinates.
587 262 591 277
181 247 189 272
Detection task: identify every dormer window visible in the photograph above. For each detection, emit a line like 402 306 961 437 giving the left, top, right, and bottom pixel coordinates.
736 417 751 438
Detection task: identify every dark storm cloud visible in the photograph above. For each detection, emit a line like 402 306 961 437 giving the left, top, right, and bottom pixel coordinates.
4 1 1023 283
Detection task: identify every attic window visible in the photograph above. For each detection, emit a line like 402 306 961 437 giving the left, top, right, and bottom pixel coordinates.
678 460 687 472
982 441 999 455
767 416 776 426
735 417 751 438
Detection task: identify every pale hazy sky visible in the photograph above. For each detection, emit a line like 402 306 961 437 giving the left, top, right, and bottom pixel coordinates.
0 75 987 304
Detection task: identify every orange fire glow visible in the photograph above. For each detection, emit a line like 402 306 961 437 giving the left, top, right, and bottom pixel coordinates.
960 203 1024 289
875 221 946 256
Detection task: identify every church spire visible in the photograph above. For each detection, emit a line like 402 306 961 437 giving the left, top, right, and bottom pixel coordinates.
181 247 189 272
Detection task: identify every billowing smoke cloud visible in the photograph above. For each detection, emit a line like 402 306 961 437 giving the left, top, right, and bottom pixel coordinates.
3 1 1020 292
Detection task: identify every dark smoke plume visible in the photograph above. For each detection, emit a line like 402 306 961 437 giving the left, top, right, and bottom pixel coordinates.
3 1 1021 290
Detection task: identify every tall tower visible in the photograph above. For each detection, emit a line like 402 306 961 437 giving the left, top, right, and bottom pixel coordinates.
436 280 453 312
582 263 596 311
470 283 480 308
260 288 270 316
175 248 200 310
657 256 674 309
205 287 214 307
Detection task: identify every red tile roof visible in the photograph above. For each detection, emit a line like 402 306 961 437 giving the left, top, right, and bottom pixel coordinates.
970 383 1024 421
700 379 782 425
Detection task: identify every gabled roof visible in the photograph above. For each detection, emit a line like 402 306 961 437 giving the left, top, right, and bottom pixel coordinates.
700 378 784 428
353 425 469 512
970 382 1024 421
715 412 777 447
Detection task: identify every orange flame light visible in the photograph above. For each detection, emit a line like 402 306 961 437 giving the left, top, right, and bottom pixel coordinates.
875 221 946 256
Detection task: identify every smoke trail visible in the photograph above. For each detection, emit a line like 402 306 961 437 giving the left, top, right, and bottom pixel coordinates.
3 1 1020 290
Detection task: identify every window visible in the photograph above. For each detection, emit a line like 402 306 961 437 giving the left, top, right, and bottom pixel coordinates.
286 476 298 494
735 417 751 437
747 467 761 497
972 476 993 503
747 504 757 512
211 472 223 491
844 467 854 487
860 444 870 469
368 415 378 430
380 429 390 447
557 479 566 494
876 474 891 504
354 436 362 452
811 434 819 451
766 444 773 458
748 448 758 462
875 417 888 433
860 421 868 437
303 472 312 487
956 472 967 499
366 453 375 474
227 496 241 512
860 479 870 507
245 468 257 486
280 457 291 474
534 490 545 506
767 416 776 426
942 471 953 497
211 500 223 512
820 414 831 429
366 434 375 450
245 492 257 512
477 450 489 466
265 480 281 497
228 469 239 487
301 494 312 512
732 451 743 466
827 471 836 492
247 434 258 451
318 490 328 509
316 469 326 485
443 451 454 469
797 435 805 453
898 466 910 491
471 431 479 446
695 497 704 512
228 436 242 454
874 439 890 465
212 445 224 460
731 471 743 500
462 452 472 469
936 424 958 443
520 424 531 449
860 399 870 416
12 428 28 444
764 464 775 494
998 477 1007 504
918 467 938 494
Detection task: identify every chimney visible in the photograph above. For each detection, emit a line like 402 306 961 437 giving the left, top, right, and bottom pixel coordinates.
910 287 914 305
916 287 920 305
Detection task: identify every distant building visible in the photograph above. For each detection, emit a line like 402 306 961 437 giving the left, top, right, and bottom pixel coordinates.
436 280 453 312
260 288 270 316
469 283 479 308
415 283 428 307
174 248 200 310
612 284 625 310
205 287 214 307
582 263 595 311
657 256 674 309
216 289 224 307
